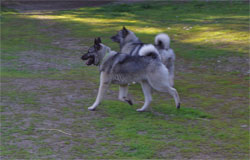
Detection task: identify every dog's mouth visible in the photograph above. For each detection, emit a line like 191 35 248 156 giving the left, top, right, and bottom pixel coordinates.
81 54 95 66
85 56 95 66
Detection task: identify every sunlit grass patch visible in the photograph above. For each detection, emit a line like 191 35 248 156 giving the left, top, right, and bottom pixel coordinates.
28 14 138 24
180 25 249 54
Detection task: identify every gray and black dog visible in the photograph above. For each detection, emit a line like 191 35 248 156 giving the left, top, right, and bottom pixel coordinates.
81 38 180 112
111 27 175 87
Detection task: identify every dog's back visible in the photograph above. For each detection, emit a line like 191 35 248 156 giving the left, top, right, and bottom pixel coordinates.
111 28 176 86
100 44 162 84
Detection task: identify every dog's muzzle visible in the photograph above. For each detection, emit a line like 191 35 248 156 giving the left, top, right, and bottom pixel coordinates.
81 54 95 66
110 36 119 43
86 57 95 66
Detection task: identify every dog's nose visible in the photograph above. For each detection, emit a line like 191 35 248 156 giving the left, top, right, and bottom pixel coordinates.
81 55 87 60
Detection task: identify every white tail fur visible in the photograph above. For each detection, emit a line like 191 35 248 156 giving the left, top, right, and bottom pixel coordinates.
155 33 170 49
139 44 159 57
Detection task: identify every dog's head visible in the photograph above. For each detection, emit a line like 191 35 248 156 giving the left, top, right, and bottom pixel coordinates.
81 37 104 66
110 26 130 44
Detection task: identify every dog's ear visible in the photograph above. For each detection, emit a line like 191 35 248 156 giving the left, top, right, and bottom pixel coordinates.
94 38 101 50
122 26 128 38
97 37 102 43
94 38 98 45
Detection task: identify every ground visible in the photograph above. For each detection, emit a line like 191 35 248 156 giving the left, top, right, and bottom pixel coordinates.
1 1 249 159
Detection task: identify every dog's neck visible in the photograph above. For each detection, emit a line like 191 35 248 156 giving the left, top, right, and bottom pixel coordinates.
120 38 141 54
99 45 116 65
120 36 141 52
125 37 140 45
102 47 111 62
120 31 140 50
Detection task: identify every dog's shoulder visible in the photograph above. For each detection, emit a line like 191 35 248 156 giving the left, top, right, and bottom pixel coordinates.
100 53 127 73
114 53 130 64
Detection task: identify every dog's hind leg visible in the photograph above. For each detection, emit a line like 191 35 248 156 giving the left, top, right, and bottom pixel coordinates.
136 81 152 112
168 65 175 87
88 72 109 111
148 67 180 109
154 84 180 109
165 86 180 109
166 58 175 87
153 83 180 109
118 85 133 105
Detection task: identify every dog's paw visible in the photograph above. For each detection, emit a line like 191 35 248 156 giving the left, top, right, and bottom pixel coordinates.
177 103 181 109
125 99 133 106
136 108 146 112
88 106 96 111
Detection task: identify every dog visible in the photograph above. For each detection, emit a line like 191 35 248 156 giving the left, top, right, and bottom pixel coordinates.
111 27 175 87
81 37 180 112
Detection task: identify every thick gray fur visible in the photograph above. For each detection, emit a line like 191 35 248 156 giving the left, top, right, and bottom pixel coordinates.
111 27 175 87
81 38 180 112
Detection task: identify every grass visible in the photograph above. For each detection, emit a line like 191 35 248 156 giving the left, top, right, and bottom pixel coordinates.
1 1 249 159
25 1 248 59
1 14 53 54
92 100 211 158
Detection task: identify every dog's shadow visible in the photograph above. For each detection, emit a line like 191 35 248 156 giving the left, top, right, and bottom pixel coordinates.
84 99 212 121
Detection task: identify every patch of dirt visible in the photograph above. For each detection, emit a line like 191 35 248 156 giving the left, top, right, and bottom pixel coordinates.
175 58 195 74
2 48 84 72
175 55 249 76
214 56 249 75
1 76 119 159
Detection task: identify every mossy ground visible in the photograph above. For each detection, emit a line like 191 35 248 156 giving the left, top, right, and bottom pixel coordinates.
1 1 249 159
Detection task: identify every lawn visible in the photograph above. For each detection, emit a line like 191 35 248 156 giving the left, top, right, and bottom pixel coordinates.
1 1 249 159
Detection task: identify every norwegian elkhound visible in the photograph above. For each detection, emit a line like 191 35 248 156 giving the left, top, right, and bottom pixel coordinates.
81 37 180 112
111 27 175 87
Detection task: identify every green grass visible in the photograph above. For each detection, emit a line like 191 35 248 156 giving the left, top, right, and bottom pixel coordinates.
86 99 246 159
1 68 39 78
1 15 52 54
24 1 248 60
2 89 38 106
1 1 249 159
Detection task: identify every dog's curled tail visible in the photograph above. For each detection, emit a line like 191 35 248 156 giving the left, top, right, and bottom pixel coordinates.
138 44 160 59
155 33 170 49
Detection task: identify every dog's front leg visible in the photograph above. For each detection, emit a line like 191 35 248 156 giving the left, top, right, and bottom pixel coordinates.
118 85 133 105
137 81 152 112
88 72 109 111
